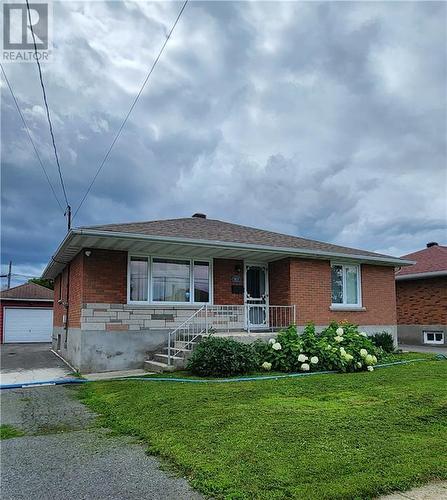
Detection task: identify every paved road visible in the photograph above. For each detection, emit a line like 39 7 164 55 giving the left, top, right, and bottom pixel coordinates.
0 343 71 385
1 385 203 500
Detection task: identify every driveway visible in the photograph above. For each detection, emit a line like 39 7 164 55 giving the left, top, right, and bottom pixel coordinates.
1 384 203 499
0 343 71 385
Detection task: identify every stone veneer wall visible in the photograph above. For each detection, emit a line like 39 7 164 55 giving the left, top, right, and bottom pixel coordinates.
81 304 202 332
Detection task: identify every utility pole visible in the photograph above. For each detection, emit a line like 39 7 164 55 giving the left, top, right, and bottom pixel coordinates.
7 261 12 289
65 205 71 231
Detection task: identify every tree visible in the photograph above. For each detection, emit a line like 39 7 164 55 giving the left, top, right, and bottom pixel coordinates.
28 278 54 290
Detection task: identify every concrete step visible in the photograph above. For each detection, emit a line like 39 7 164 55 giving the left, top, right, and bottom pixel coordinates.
154 353 186 368
173 340 198 349
163 346 194 353
143 360 175 373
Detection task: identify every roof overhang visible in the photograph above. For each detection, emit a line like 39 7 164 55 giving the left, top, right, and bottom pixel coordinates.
42 228 415 279
395 270 447 281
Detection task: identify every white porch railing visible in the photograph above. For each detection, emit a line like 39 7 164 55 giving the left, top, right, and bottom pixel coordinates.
167 304 296 365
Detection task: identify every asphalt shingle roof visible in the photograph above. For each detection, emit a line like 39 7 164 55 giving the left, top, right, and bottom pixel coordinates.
84 216 396 260
396 244 447 276
0 282 54 301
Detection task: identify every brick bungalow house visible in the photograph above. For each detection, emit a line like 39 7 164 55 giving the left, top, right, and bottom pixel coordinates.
42 214 412 372
396 242 447 347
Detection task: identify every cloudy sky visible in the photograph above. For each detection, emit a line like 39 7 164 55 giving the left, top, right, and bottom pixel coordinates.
1 0 446 287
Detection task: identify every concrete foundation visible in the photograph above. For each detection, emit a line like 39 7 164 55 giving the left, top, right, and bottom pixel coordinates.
397 324 446 346
53 316 398 373
52 326 169 373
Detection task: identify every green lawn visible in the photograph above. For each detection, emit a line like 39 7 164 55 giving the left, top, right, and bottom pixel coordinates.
79 359 447 500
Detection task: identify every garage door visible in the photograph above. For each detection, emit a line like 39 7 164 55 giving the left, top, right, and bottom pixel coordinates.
4 308 53 343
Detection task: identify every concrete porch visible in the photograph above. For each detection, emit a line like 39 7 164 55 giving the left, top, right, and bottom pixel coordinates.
144 304 295 373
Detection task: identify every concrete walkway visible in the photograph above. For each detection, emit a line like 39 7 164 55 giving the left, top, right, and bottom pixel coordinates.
379 481 447 499
1 385 203 499
0 343 72 385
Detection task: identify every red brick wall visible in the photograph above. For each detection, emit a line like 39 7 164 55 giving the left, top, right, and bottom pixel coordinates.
50 249 398 330
269 259 291 305
53 249 128 329
68 252 84 327
83 249 127 304
53 252 84 328
1 300 53 343
396 277 447 325
53 274 63 327
288 258 396 325
213 259 244 305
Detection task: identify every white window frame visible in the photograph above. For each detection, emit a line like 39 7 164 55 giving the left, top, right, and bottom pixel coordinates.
423 331 444 345
127 255 150 304
330 262 362 310
127 254 213 305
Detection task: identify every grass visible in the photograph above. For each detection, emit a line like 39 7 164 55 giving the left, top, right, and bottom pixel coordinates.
0 424 25 440
379 351 436 363
78 358 447 500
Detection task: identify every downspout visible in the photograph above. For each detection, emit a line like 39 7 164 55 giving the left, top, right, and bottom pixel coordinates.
64 262 71 349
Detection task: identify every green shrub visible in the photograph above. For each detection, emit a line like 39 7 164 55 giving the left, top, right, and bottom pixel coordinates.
187 336 258 377
370 331 395 353
255 322 380 373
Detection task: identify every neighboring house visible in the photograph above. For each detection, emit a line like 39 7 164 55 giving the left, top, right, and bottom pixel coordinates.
42 214 412 372
396 242 447 347
0 282 54 343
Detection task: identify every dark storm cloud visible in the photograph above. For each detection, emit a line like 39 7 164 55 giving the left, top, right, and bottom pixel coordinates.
1 1 446 284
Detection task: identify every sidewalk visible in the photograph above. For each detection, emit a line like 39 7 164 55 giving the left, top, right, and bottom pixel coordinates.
379 481 447 499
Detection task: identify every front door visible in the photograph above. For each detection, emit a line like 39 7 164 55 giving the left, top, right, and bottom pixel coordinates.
245 264 269 329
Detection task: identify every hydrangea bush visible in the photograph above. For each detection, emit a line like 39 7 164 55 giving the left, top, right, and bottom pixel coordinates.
187 336 258 377
254 322 379 373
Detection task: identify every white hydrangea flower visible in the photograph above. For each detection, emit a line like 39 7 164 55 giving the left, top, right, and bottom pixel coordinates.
272 342 282 351
360 349 368 358
261 361 272 371
340 347 346 354
372 355 378 364
310 356 319 364
336 327 344 336
298 354 308 363
301 363 310 371
326 344 332 350
356 362 362 369
365 354 374 366
334 336 343 343
360 332 368 337
367 366 374 372
268 338 276 344
345 354 353 361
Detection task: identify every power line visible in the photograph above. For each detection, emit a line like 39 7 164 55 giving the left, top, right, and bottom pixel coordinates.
72 0 189 221
0 63 64 213
25 0 70 214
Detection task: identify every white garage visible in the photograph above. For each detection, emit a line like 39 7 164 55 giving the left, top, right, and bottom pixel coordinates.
1 282 54 344
4 308 53 343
